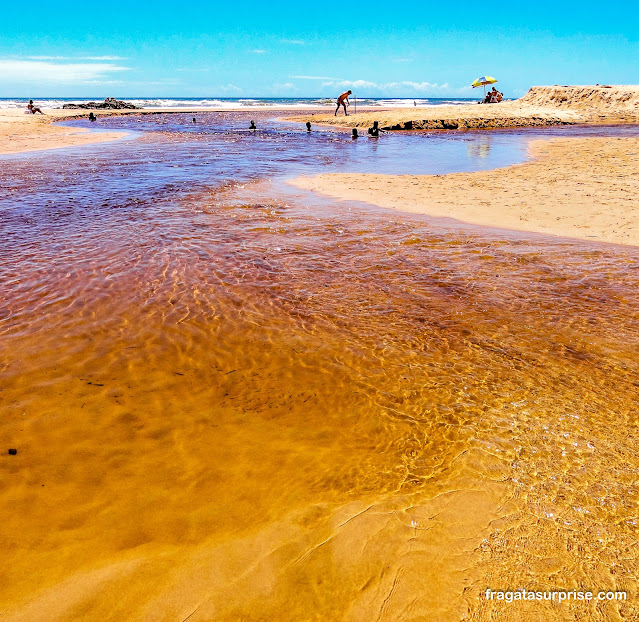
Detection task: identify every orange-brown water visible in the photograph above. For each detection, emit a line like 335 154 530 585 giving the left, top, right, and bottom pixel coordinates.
1 123 639 621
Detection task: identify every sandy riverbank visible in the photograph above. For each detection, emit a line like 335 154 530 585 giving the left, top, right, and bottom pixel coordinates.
0 109 134 155
287 85 639 131
290 136 639 246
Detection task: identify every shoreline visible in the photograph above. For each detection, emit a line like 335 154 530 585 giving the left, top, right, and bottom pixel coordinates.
289 136 639 247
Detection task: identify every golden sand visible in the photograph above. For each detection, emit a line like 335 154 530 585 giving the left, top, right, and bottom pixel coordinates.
290 137 639 247
287 85 639 130
0 109 129 154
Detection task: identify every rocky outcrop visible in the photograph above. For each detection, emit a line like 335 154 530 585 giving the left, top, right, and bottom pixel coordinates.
382 116 572 131
62 97 139 110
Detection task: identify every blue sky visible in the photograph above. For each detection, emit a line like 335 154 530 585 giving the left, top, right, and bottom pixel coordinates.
1 0 637 98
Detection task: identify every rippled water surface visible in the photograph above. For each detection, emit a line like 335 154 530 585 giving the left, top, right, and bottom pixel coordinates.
1 114 639 621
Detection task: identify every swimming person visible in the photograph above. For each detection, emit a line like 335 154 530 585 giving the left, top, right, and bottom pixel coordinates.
88 112 97 122
306 121 311 132
368 121 380 137
352 128 359 139
249 120 257 130
335 90 352 116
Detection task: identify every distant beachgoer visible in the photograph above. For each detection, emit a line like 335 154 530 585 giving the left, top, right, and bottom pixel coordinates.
368 121 380 137
489 87 499 103
88 112 97 122
249 120 257 130
335 90 352 116
27 99 45 115
192 117 197 123
413 101 417 106
306 121 311 132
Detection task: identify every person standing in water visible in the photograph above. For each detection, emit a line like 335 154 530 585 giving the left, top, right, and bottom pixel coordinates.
335 90 352 116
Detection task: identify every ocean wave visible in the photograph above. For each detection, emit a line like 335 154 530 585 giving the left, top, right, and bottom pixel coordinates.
0 97 478 110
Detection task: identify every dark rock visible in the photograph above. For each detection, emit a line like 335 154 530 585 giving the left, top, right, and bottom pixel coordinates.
8 448 17 455
62 97 139 110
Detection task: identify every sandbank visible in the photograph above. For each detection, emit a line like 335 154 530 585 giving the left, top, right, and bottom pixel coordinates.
0 109 132 155
290 136 639 246
287 85 639 131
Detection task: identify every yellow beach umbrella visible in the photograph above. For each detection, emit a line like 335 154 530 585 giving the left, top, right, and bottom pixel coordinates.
471 76 498 99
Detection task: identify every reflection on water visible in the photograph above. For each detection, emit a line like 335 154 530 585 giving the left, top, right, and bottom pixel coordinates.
1 119 639 621
467 135 493 158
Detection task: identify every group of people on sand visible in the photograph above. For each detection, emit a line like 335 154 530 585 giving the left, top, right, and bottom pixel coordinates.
481 87 503 104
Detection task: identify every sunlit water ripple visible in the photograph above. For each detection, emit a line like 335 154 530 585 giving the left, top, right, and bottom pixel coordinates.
1 114 638 621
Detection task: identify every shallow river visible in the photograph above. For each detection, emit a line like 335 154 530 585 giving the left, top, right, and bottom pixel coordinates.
1 114 638 621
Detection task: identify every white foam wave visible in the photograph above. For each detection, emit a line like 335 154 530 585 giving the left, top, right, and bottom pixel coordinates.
0 97 477 110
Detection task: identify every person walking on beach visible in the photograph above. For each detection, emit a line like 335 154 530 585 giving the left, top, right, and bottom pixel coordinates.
335 90 352 116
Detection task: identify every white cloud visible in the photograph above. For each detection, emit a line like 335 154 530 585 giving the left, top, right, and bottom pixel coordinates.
322 79 378 89
320 79 473 94
403 81 450 91
281 39 306 45
219 83 242 93
0 59 130 83
291 75 342 80
84 56 127 61
251 49 267 54
27 55 127 61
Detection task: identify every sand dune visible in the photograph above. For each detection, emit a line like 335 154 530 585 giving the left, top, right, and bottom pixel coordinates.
518 84 639 119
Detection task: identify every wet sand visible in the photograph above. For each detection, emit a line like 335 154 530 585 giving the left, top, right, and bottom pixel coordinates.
291 136 639 246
